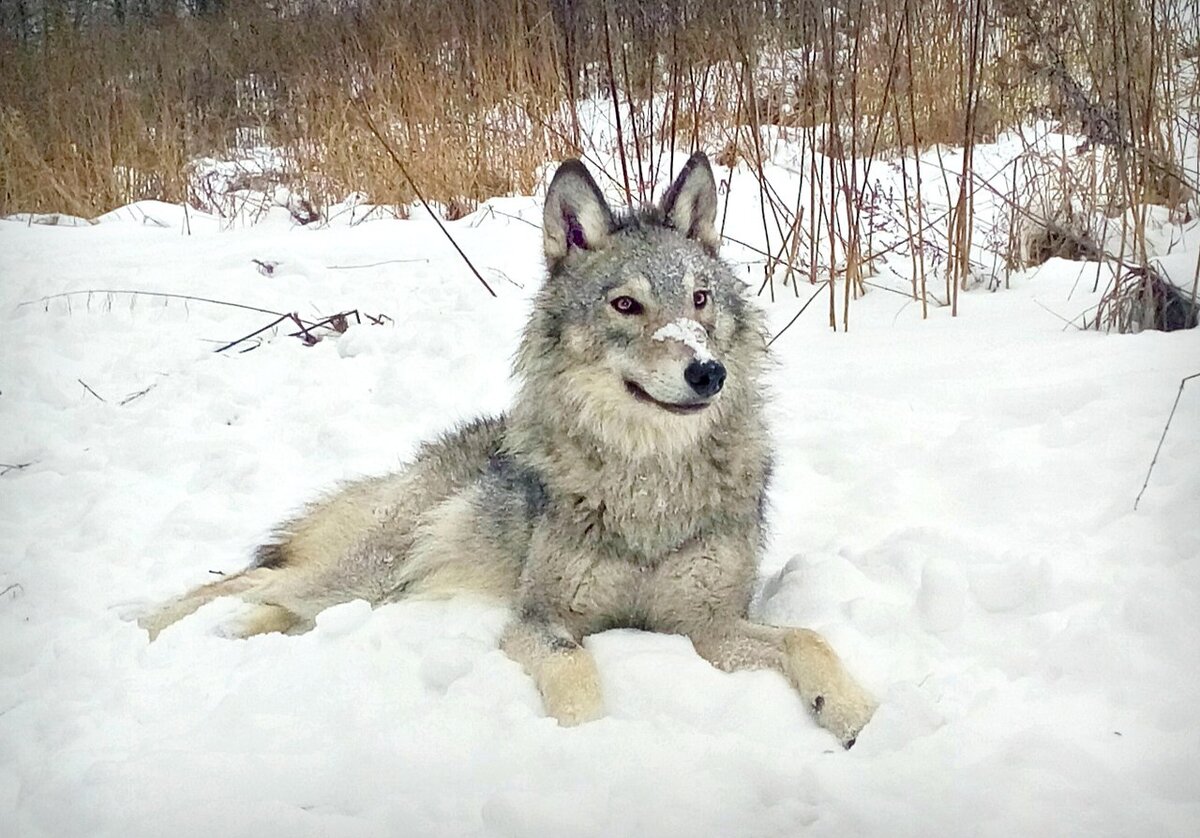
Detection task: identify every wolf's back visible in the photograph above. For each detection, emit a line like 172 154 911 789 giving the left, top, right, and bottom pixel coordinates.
259 415 507 576
138 416 509 638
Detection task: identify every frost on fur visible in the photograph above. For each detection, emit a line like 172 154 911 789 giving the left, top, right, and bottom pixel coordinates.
653 317 713 362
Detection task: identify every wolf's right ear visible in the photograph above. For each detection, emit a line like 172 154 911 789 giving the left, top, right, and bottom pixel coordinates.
543 160 614 268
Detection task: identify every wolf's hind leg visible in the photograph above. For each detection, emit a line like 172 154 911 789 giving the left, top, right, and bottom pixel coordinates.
691 620 876 747
219 604 310 639
501 617 604 726
138 567 274 640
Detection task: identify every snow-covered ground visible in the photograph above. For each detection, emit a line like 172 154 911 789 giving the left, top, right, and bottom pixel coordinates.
1 148 1199 837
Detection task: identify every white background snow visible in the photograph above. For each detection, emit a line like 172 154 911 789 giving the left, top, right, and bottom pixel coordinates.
1 141 1199 837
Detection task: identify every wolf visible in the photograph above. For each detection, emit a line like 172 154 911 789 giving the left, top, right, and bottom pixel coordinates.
140 153 876 746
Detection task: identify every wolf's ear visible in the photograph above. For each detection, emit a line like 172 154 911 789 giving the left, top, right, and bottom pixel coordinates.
660 152 720 253
543 159 614 268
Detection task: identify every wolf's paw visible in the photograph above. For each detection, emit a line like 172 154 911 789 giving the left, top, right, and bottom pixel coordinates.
135 608 175 642
782 628 877 748
809 683 877 748
214 604 305 639
544 689 605 727
538 652 605 727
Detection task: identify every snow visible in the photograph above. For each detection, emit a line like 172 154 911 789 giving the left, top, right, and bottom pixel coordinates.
652 317 712 361
2 145 1199 837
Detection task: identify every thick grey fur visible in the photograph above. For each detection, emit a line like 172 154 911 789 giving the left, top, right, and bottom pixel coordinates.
140 153 876 746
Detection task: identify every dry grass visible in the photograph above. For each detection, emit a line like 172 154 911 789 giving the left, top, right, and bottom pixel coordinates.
1 2 574 216
1 0 1197 331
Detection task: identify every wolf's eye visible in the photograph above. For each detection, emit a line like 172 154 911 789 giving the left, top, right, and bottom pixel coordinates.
693 290 710 309
611 296 643 315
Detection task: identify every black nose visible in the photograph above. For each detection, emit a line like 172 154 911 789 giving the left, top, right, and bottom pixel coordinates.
684 359 726 398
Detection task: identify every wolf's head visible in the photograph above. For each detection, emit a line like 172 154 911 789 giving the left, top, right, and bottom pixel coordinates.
515 154 767 457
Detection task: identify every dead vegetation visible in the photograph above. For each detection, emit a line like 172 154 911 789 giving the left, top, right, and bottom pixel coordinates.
1 0 1198 332
19 288 394 353
1096 265 1200 333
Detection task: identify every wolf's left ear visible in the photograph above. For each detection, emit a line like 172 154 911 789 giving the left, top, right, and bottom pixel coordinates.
544 159 615 269
660 152 720 253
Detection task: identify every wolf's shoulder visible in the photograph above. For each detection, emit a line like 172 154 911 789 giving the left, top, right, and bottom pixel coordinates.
416 414 507 463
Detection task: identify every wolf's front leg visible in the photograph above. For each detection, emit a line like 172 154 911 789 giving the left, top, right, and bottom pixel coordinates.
691 620 876 747
501 614 604 726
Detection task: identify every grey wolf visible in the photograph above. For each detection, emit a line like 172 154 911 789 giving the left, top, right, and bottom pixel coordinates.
140 153 876 746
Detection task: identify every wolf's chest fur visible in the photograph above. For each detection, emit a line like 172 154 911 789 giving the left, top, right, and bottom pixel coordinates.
504 418 767 564
486 417 768 634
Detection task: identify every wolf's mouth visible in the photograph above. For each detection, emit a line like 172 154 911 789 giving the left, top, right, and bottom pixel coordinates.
624 380 710 415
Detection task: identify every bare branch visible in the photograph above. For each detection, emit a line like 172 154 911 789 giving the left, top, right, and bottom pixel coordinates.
78 379 106 403
354 100 497 298
1135 372 1200 511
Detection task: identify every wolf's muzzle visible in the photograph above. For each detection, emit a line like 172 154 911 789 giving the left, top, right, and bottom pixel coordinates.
684 360 726 398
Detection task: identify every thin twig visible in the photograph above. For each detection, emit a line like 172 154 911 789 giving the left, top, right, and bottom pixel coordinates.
1134 372 1199 510
767 280 832 348
354 100 496 298
220 309 379 354
478 208 540 229
78 379 106 402
287 313 317 345
214 313 290 354
602 5 632 205
1032 299 1084 330
326 258 430 270
0 462 34 476
20 290 290 320
287 311 352 339
119 384 157 406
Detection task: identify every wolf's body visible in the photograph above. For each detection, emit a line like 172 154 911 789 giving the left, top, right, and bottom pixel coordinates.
141 154 876 746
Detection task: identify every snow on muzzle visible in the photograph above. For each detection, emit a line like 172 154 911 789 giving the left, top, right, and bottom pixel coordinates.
653 318 726 398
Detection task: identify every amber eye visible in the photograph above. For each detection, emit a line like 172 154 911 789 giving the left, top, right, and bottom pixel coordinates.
693 290 710 309
611 296 644 315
